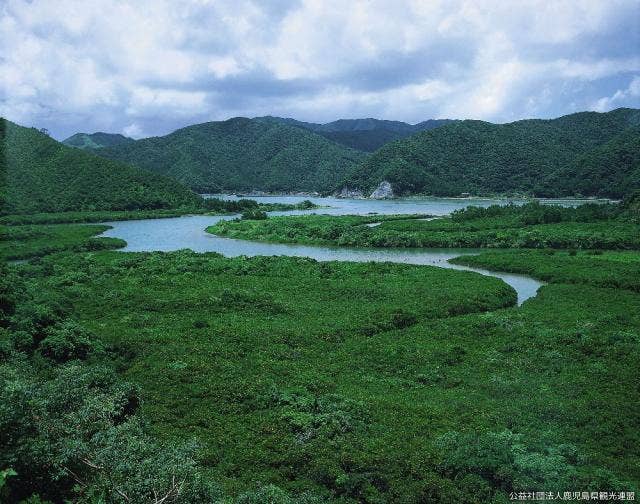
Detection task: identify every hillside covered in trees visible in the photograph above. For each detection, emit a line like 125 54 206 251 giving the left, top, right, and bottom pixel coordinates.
95 118 366 193
62 132 134 150
341 108 640 198
256 116 454 152
1 119 202 214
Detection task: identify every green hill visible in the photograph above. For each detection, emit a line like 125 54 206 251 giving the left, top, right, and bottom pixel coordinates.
256 116 454 152
62 132 135 150
341 108 640 198
1 119 201 215
95 117 367 193
554 125 640 198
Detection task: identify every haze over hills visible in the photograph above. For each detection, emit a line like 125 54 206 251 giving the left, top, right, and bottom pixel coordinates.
255 116 454 152
95 117 366 193
62 132 134 150
1 119 201 214
341 108 640 199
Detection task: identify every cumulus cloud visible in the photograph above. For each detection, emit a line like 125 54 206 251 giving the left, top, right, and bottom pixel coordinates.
592 75 640 111
1 0 639 139
122 123 144 138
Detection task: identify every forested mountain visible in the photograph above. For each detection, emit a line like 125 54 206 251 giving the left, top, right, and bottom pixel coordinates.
256 116 454 151
62 132 134 150
553 125 640 198
341 108 640 198
1 119 201 214
95 117 366 193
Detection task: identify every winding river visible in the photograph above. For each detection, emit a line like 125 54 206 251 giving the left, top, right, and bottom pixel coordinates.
99 196 553 305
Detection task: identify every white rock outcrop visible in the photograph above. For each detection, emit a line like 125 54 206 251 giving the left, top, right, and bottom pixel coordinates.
369 181 394 199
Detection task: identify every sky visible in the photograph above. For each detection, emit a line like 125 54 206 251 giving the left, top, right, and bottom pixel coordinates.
1 0 639 140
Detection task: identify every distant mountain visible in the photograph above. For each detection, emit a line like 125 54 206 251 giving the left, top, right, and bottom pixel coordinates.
63 132 135 150
255 117 454 152
341 108 640 199
1 119 201 214
95 117 366 193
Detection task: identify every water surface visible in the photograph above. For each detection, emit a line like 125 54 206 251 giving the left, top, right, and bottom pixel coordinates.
205 194 592 216
101 204 544 305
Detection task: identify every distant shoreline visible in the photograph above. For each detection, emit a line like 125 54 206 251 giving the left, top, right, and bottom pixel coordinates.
201 192 621 203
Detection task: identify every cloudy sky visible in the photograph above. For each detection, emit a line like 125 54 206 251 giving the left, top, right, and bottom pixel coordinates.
1 0 639 140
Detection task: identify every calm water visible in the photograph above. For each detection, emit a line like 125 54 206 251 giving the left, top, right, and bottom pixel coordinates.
101 196 546 305
205 194 593 216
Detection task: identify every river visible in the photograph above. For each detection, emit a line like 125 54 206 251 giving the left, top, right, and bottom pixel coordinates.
100 196 549 305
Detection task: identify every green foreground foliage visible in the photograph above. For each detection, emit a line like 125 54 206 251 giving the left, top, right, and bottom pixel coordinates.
208 200 640 250
2 247 639 502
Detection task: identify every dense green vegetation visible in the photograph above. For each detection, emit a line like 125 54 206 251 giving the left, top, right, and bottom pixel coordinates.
5 103 640 502
95 118 366 193
341 108 640 198
0 209 208 226
0 262 226 503
62 132 134 150
0 199 317 226
0 224 125 260
3 247 639 502
1 119 202 214
208 200 640 250
202 197 318 214
451 249 640 293
256 117 454 152
554 125 640 197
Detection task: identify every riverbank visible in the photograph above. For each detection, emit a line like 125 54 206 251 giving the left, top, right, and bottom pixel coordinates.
1 223 126 260
0 199 320 226
5 194 640 501
207 201 640 250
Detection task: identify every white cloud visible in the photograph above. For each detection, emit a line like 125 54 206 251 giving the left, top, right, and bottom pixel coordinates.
123 123 144 138
125 88 208 117
208 56 242 78
0 0 638 138
592 75 640 112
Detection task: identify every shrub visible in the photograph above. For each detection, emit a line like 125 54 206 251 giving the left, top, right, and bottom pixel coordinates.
0 362 220 503
241 210 268 220
38 321 96 362
237 484 326 503
390 308 418 329
299 199 315 209
435 430 578 492
9 331 34 353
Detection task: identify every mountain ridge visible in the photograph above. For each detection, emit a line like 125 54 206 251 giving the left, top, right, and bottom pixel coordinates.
1 119 201 214
341 108 640 199
62 132 134 150
94 117 367 193
254 116 454 151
